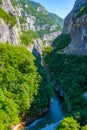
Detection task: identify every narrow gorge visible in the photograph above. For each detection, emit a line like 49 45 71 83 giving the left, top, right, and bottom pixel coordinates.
0 0 87 130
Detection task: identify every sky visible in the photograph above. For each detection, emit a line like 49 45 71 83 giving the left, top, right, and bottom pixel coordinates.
32 0 76 19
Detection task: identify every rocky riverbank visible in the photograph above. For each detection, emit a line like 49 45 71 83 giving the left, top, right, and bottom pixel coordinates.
11 105 50 130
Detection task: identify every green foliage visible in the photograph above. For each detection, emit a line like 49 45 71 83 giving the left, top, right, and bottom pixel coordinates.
0 43 51 130
44 46 53 56
29 0 42 9
19 0 53 25
37 30 51 38
53 33 71 50
36 26 61 38
29 1 63 27
45 51 87 125
48 13 64 29
81 125 87 130
76 4 87 18
11 0 18 7
0 0 2 4
73 4 87 23
19 16 27 24
56 117 80 130
0 7 16 26
11 0 63 35
20 30 39 45
56 117 87 130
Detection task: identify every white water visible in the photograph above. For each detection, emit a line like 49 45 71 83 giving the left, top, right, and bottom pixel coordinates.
24 98 64 130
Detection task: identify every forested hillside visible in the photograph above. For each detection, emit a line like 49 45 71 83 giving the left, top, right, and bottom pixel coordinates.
0 0 87 130
44 0 87 129
0 44 53 130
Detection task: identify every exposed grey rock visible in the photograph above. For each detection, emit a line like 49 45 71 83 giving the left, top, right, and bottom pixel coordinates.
33 39 43 56
27 16 36 31
0 19 20 45
1 0 20 29
50 25 57 31
0 0 20 45
11 0 63 42
37 6 48 14
62 0 87 55
27 38 43 58
2 0 16 17
43 32 61 45
63 0 87 33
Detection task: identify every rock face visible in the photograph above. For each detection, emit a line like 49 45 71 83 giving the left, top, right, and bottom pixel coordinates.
0 0 63 55
1 0 16 16
43 32 61 46
27 38 43 59
0 19 20 45
63 0 87 55
63 0 87 33
0 0 20 45
11 0 63 45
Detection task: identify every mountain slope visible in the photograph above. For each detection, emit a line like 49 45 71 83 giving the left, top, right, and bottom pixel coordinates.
11 0 63 45
0 0 59 129
44 0 87 128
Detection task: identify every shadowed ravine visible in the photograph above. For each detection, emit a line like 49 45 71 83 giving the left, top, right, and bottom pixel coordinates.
24 61 64 130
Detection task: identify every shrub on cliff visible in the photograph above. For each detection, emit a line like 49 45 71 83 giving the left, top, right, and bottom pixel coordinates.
53 33 71 51
0 8 16 26
0 43 52 130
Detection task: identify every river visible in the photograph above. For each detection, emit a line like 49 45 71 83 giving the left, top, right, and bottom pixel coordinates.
24 61 64 130
24 96 64 130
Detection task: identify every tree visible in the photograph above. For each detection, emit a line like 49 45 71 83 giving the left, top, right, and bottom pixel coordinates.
81 125 87 130
56 117 80 130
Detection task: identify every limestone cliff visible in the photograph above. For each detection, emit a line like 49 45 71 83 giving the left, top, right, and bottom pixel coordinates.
63 0 87 55
63 0 87 33
0 0 63 57
11 0 63 45
27 38 43 58
0 0 20 45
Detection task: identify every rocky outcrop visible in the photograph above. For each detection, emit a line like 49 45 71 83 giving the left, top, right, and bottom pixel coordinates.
0 0 20 45
27 38 43 59
37 6 48 14
63 0 87 33
1 0 16 17
62 0 87 55
43 31 61 45
1 0 20 28
11 0 63 46
0 19 20 45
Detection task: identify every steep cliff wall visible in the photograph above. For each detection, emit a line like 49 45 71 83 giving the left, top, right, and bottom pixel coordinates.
62 0 87 55
0 0 63 57
0 0 20 45
63 0 87 33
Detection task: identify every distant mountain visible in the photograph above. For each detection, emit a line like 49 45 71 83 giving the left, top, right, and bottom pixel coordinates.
11 0 63 45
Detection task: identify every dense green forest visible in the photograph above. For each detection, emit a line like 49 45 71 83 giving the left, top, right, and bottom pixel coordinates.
44 34 87 127
53 33 71 51
21 30 39 46
0 44 52 130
